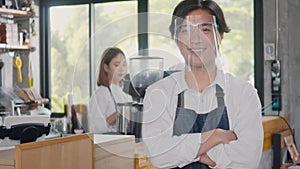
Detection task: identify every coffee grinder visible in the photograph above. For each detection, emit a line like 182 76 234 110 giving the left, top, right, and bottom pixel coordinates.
121 56 163 142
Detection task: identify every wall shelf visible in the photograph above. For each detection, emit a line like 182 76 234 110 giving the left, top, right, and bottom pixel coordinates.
0 8 32 17
0 43 32 51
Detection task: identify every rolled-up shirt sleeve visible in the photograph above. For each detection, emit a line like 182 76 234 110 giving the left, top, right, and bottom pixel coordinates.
207 84 264 168
142 86 201 168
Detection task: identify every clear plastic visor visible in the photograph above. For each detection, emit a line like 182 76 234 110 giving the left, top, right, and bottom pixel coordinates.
174 15 221 60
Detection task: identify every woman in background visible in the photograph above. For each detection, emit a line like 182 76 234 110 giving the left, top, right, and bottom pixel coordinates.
88 47 132 133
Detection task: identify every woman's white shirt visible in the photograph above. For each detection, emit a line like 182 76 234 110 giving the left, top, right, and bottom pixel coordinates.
88 84 132 133
142 70 264 169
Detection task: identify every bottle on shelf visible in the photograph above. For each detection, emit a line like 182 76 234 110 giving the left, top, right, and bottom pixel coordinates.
29 0 34 12
23 30 29 46
71 105 80 133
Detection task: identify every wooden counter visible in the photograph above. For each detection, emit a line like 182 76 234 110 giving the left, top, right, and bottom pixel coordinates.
0 116 289 168
262 115 289 151
0 134 135 169
0 134 93 169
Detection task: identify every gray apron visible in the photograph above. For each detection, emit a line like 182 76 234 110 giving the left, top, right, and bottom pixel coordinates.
172 84 229 169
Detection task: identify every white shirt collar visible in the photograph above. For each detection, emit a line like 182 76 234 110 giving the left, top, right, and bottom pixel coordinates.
170 69 226 94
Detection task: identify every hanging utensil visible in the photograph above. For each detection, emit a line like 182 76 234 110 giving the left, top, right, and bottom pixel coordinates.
14 54 22 83
28 58 33 87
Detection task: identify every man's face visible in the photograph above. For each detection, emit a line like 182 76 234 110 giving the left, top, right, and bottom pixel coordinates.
176 9 219 69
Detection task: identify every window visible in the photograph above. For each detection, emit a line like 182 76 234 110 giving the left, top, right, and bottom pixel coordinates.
216 1 254 83
94 1 138 84
50 5 89 112
148 0 183 71
48 2 137 112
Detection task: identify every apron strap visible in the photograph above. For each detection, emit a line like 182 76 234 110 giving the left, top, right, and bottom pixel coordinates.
177 92 184 108
108 86 118 111
216 84 225 107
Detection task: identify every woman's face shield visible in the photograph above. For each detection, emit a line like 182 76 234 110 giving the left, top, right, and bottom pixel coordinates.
174 15 222 69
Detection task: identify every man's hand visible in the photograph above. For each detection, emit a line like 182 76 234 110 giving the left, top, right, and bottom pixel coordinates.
199 153 216 167
198 129 237 157
216 129 237 144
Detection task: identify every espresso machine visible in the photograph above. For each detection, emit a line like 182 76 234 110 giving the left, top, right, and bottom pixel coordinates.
0 87 50 146
121 56 164 142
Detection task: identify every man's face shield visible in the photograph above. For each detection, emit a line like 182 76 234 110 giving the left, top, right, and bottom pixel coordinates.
174 15 222 69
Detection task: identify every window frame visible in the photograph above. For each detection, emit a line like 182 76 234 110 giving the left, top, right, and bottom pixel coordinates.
254 0 264 106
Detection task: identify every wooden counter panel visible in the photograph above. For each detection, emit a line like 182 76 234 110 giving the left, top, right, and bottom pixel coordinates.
0 134 94 169
94 135 135 169
0 148 15 169
262 116 289 151
1 134 135 169
15 134 94 169
135 142 156 169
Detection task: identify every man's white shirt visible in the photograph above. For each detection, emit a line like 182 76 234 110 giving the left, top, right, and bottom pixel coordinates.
142 70 263 168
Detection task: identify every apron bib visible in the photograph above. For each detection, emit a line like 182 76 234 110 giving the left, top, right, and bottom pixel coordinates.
172 85 229 169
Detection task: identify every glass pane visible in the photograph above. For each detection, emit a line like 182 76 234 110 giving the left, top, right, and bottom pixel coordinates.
149 0 254 84
148 0 183 71
216 0 254 84
94 1 138 88
50 5 89 112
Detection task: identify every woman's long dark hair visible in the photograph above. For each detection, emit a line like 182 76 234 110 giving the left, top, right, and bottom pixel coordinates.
97 47 125 87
